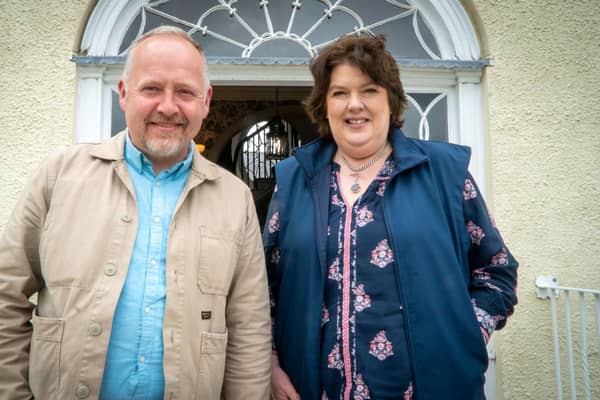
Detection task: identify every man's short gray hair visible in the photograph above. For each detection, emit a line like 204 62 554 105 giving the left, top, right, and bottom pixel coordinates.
121 25 210 87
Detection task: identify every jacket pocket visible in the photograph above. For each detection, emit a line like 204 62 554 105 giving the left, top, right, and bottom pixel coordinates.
195 330 228 400
29 309 64 397
197 227 238 295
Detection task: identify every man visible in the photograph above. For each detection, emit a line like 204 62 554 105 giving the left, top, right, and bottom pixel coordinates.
0 26 271 399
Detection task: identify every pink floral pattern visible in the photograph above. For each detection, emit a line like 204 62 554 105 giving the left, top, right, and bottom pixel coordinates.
319 161 414 399
380 159 395 175
376 181 386 197
483 282 503 292
370 239 394 268
332 193 345 208
472 300 506 343
491 248 509 265
353 284 371 312
353 373 371 400
327 344 344 369
472 268 490 280
466 221 485 245
355 206 374 227
328 258 342 281
463 178 477 200
369 330 394 361
268 211 280 234
322 305 330 326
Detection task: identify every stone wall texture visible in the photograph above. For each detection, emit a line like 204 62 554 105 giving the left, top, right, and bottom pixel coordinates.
1 1 599 398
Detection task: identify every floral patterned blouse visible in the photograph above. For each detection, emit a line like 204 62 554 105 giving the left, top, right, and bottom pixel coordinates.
266 155 517 400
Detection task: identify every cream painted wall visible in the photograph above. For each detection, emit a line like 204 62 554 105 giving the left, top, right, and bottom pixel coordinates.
471 0 600 398
0 1 88 227
1 0 599 398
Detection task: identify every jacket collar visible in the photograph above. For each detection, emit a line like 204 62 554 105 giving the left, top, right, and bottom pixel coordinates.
293 128 429 177
389 128 429 173
292 137 336 179
90 130 220 182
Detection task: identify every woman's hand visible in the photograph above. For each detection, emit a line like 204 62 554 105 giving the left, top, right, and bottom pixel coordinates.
271 352 300 400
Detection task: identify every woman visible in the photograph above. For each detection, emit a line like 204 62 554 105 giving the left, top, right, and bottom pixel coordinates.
264 35 518 400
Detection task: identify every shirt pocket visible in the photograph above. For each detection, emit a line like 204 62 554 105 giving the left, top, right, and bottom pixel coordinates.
29 309 64 397
197 226 239 296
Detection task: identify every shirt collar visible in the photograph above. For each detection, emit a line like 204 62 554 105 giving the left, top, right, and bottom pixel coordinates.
124 130 194 177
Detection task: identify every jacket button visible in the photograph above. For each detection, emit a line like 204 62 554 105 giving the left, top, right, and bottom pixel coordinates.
88 322 102 336
76 384 90 398
121 214 132 222
104 263 117 276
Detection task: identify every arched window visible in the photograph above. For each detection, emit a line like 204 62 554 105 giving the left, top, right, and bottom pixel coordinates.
76 0 487 191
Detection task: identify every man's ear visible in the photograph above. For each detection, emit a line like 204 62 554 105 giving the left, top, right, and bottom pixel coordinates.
117 80 127 111
202 86 213 118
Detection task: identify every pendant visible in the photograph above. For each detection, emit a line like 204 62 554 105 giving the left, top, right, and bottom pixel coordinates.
350 181 361 193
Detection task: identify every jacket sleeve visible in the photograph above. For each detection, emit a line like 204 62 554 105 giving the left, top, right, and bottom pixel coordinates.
0 157 53 399
462 172 519 344
221 187 271 399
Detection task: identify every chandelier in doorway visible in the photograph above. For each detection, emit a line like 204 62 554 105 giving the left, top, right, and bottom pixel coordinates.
264 88 289 160
264 116 288 160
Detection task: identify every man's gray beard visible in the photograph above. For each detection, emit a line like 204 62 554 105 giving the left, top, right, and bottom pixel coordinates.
143 136 187 161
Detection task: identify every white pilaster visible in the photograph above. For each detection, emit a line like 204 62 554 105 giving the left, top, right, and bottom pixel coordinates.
456 70 487 196
76 66 106 143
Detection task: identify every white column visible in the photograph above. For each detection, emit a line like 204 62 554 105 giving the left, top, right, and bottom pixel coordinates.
76 66 106 143
456 70 487 196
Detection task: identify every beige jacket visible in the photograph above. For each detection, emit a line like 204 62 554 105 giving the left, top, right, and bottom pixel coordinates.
0 132 271 400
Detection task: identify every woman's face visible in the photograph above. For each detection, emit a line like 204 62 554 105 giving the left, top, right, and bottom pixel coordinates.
326 63 390 156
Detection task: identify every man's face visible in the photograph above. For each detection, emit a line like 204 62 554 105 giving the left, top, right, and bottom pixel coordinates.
118 35 212 171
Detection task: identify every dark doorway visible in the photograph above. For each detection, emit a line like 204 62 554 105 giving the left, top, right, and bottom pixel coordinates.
196 86 319 229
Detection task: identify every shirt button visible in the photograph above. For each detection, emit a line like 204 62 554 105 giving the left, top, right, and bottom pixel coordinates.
140 356 145 363
155 181 161 187
104 263 117 276
76 384 90 398
121 214 132 222
88 322 102 336
150 259 157 266
145 307 151 313
153 216 161 223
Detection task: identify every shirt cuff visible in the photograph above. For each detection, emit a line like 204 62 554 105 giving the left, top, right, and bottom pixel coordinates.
473 303 497 344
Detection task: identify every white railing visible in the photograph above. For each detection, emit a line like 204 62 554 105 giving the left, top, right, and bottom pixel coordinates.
536 276 600 400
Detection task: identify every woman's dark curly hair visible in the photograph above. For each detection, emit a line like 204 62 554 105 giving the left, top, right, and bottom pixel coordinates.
304 34 407 140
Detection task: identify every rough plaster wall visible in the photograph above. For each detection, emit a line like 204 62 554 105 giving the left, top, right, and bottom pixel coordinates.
0 1 88 228
473 1 600 398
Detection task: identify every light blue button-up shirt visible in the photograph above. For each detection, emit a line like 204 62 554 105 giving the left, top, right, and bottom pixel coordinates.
99 134 193 399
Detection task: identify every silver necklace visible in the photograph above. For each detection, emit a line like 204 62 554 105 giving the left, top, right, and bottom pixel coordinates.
340 143 389 194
